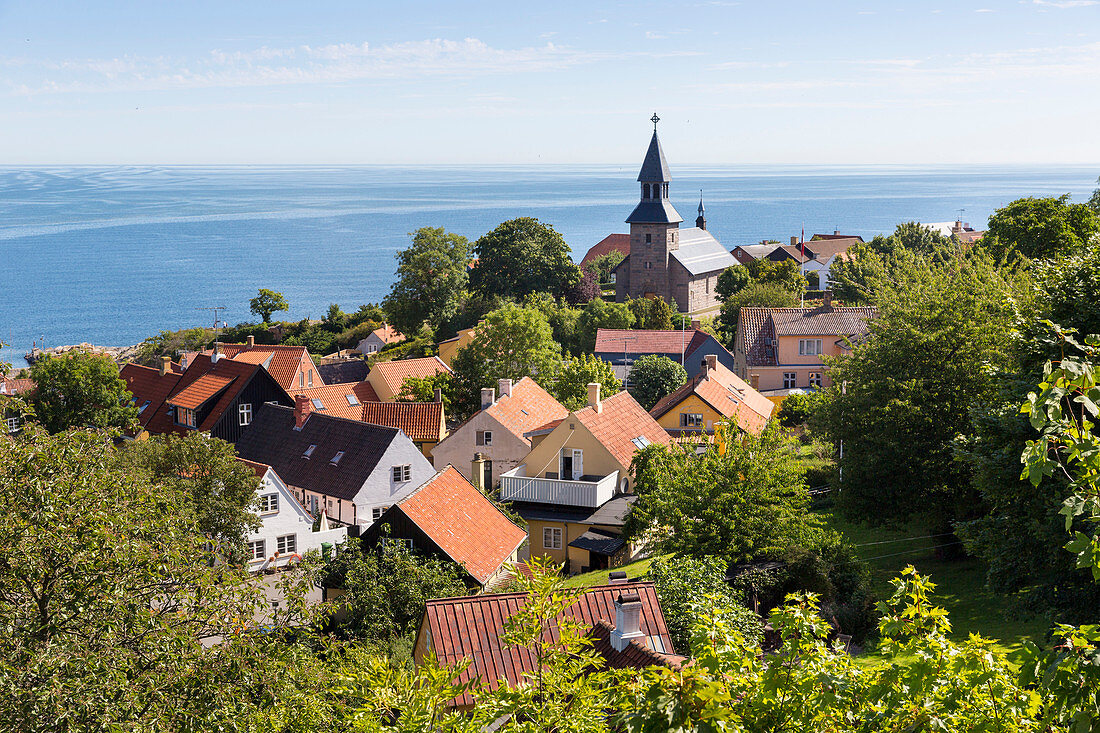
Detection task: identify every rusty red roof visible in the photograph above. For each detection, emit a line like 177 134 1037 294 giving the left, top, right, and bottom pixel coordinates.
360 401 445 442
593 328 709 357
0 377 35 396
419 581 673 707
120 363 183 430
483 377 569 443
580 233 630 268
216 343 322 392
166 373 235 410
144 354 276 436
370 324 404 345
298 381 381 419
587 619 685 670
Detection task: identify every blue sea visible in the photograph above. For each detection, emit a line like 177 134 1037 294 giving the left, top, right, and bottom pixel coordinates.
1 164 1097 368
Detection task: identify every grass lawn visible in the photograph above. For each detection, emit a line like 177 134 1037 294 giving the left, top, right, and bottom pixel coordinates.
817 508 1050 658
563 555 662 589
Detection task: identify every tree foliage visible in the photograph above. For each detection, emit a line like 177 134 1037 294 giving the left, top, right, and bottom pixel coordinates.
717 281 800 340
986 195 1100 260
397 372 457 411
627 296 675 330
626 354 686 411
576 298 634 354
383 226 472 338
249 287 289 323
555 354 622 411
29 351 138 434
587 250 624 284
469 217 581 301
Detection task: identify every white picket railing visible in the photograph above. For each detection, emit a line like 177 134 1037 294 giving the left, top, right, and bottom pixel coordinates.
499 465 618 508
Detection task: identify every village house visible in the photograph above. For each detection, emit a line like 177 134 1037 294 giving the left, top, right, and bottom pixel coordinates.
579 233 631 280
186 337 324 393
436 324 479 368
649 354 774 438
316 357 370 385
928 218 985 244
730 242 781 264
415 578 681 709
0 375 34 434
733 295 877 394
237 459 347 572
593 322 737 383
234 398 435 527
361 466 527 591
765 234 864 289
611 117 736 313
355 323 404 355
365 356 452 402
429 376 569 488
500 385 670 573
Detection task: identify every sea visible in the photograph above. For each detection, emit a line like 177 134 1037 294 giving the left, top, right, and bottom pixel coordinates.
1 164 1097 369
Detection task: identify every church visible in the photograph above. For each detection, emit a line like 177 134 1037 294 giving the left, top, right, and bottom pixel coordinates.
612 115 736 313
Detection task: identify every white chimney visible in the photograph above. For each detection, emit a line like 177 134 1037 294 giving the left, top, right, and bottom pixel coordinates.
704 354 717 375
587 382 602 413
481 387 496 410
211 342 222 363
610 592 644 652
498 378 513 399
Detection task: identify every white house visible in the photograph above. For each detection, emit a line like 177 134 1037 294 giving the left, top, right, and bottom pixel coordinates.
239 459 348 571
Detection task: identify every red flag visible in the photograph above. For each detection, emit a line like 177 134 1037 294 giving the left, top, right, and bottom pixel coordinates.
800 224 805 259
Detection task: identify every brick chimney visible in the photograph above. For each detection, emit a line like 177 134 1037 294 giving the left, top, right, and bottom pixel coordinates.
159 356 171 377
608 570 629 585
246 334 255 347
690 319 701 330
294 394 311 430
588 382 602 413
481 387 496 410
498 378 512 399
823 290 833 308
750 374 760 390
610 591 644 652
434 387 443 403
704 354 718 375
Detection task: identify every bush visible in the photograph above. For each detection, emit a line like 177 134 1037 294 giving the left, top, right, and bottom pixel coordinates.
776 390 828 428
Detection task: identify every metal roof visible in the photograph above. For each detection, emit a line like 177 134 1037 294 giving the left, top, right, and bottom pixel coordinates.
670 227 738 276
637 131 671 182
568 528 626 556
625 199 684 225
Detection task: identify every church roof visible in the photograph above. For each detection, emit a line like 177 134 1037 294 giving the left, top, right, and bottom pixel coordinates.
625 200 683 225
670 228 738 275
637 131 671 182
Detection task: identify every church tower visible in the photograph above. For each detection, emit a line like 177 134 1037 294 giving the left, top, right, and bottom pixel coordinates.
624 113 682 301
696 192 707 230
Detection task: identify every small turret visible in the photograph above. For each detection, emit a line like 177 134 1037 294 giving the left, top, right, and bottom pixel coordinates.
696 191 706 230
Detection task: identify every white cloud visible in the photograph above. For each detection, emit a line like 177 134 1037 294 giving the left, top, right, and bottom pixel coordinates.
1032 0 1099 7
975 8 995 12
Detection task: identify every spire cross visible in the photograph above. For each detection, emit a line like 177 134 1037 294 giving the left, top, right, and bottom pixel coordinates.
650 112 660 131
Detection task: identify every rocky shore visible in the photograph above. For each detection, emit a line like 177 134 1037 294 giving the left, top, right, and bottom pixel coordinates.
24 342 142 365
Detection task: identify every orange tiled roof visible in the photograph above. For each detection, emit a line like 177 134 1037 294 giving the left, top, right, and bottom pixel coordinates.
650 361 774 435
0 377 35 396
371 324 404 345
588 619 686 670
594 328 709 357
298 382 381 419
396 466 526 585
217 343 321 392
165 373 236 410
144 354 278 436
237 458 271 478
370 356 452 397
120 363 183 429
574 390 671 468
484 377 569 444
580 233 630 268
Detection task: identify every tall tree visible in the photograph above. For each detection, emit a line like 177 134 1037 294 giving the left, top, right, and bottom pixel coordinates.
1089 175 1100 213
29 351 139 434
383 226 472 338
249 287 288 323
627 354 686 411
555 354 622 411
627 296 675 330
575 298 635 354
985 195 1100 260
716 281 799 340
469 217 581 300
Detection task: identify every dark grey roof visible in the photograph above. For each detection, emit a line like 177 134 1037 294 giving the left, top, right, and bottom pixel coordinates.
637 131 671 182
625 200 683 225
732 244 779 259
317 359 369 384
569 529 626 556
583 495 637 527
235 403 400 501
509 502 593 523
670 227 737 276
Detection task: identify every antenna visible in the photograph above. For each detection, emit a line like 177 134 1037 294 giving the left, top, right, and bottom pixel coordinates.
195 306 229 342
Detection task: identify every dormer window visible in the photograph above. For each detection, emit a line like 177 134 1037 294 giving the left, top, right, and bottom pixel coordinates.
311 398 324 410
330 451 345 466
137 400 151 415
302 444 316 459
346 394 360 406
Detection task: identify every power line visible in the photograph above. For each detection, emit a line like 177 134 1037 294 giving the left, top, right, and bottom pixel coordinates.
853 532 955 548
862 541 962 562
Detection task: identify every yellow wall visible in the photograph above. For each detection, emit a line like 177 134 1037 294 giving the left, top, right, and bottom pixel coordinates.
747 366 829 392
521 416 626 488
526 518 570 567
436 326 477 368
654 393 724 433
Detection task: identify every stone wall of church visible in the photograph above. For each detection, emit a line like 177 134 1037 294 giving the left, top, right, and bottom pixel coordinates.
669 262 723 313
626 223 679 302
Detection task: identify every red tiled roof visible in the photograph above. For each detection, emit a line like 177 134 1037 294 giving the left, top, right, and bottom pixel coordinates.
588 620 686 670
580 233 630 268
166 373 235 410
421 581 673 707
371 324 404 345
593 328 708 357
650 361 774 435
737 306 877 368
360 401 444 442
574 390 672 468
396 466 526 585
216 343 321 392
120 363 183 430
370 356 452 397
237 458 271 478
298 382 381 420
145 354 275 436
484 377 569 443
0 377 35 396
810 233 864 243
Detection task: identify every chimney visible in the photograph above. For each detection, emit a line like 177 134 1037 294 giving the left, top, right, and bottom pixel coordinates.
690 319 701 330
834 229 840 236
790 236 798 246
246 334 255 348
750 374 760 390
823 290 833 308
588 382 602 413
608 570 628 585
481 387 496 410
433 387 443 403
159 356 171 377
498 378 513 399
294 394 311 430
704 354 718 375
211 342 222 363
610 592 644 652
471 452 487 492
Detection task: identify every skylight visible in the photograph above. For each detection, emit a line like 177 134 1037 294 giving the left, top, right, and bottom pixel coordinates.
631 436 651 450
330 451 345 466
137 400 151 415
311 398 325 410
302 444 316 459
346 394 360 406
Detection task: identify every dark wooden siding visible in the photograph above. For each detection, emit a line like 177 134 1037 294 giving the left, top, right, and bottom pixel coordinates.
212 369 292 444
360 506 480 589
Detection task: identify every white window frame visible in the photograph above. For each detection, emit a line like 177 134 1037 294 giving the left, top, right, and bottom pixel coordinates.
308 370 314 387
680 413 705 428
239 402 253 426
372 505 391 522
178 407 196 428
543 526 562 550
392 464 411 483
248 539 265 561
476 430 493 446
258 493 279 514
798 339 823 356
808 372 823 388
276 534 297 555
783 372 797 389
6 416 20 433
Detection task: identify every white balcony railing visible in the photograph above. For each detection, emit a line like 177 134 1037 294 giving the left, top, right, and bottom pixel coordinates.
499 465 619 508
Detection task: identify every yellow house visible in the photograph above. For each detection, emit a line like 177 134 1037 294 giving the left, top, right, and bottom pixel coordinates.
500 385 671 573
436 324 480 368
365 356 452 402
649 354 774 438
733 296 877 394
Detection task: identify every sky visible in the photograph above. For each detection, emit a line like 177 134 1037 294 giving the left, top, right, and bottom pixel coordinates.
1 0 1098 165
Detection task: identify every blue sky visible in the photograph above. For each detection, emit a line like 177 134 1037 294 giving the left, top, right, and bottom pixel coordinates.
1 0 1098 165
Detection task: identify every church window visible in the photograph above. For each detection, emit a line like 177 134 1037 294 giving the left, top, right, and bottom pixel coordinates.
643 183 650 199
644 261 653 270
645 233 652 244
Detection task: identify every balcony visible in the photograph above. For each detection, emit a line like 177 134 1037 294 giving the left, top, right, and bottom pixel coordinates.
499 465 619 508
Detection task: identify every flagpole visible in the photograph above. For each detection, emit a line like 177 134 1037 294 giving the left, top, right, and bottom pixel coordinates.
800 223 805 308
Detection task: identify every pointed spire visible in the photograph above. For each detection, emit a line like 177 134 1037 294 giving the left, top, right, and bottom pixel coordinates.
698 190 705 215
695 190 707 231
637 113 671 183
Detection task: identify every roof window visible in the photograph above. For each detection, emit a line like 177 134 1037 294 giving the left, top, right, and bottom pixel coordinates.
346 394 360 406
302 444 316 459
330 451 345 466
631 436 652 450
311 398 324 410
137 400 151 415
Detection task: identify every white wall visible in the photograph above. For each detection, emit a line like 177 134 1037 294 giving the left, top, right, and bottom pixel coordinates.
248 468 347 572
351 430 436 526
430 410 528 486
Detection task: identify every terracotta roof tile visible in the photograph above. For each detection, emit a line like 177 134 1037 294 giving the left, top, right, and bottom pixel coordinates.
120 363 183 430
165 373 236 410
574 391 671 468
483 377 569 443
369 356 452 398
594 328 708 358
580 233 630 268
650 361 774 436
216 343 322 392
371 324 405 345
298 382 381 420
395 466 526 585
0 377 35 396
360 401 444 442
737 306 877 368
588 620 686 670
421 581 674 707
143 354 276 436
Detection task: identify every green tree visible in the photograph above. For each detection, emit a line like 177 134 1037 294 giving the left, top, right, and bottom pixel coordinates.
627 296 675 330
397 372 457 411
116 432 262 559
588 250 625 284
1089 175 1100 213
576 298 635 354
469 217 581 300
986 194 1100 260
249 287 289 324
625 425 809 562
282 326 337 357
29 351 139 434
383 226 472 338
716 264 752 300
555 354 622 411
717 281 800 341
449 303 563 419
523 292 583 355
627 354 686 411
322 303 349 332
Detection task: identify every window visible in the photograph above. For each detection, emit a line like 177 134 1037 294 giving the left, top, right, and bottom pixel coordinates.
299 372 304 388
346 393 360 406
311 398 324 410
382 537 412 550
645 233 652 244
258 493 279 513
808 372 823 388
643 183 651 198
6 416 20 433
239 402 253 426
276 534 297 554
631 435 652 450
178 407 196 428
783 372 797 389
330 451 345 466
302 444 316 459
680 413 704 428
137 400 151 415
247 540 265 561
392 464 412 483
644 261 653 270
476 430 493 446
798 339 823 356
308 370 314 387
543 527 562 549
372 505 391 522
